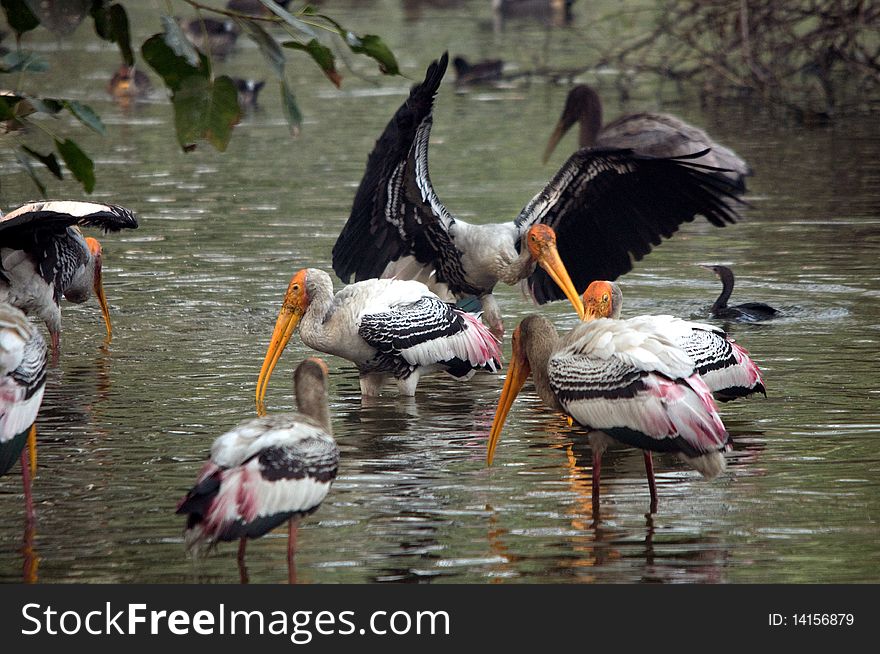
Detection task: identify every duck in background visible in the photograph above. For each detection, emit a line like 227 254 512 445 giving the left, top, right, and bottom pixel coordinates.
107 65 152 107
702 265 779 322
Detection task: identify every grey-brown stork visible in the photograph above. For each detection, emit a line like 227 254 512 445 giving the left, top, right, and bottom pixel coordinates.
256 268 513 411
486 312 730 514
332 53 742 339
581 280 766 402
0 200 138 360
543 84 753 191
178 358 339 584
1 303 48 525
702 264 779 322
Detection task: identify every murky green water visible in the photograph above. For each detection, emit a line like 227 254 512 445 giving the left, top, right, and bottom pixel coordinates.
1 2 878 583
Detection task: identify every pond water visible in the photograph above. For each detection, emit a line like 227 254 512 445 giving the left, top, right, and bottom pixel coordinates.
1 1 878 584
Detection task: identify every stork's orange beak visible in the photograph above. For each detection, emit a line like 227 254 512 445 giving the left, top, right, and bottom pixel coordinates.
256 270 308 416
85 237 112 342
526 225 585 320
27 424 37 475
487 326 531 466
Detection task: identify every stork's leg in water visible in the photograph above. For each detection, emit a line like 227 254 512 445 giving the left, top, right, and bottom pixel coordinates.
591 449 602 520
287 517 300 585
50 331 60 367
480 294 504 340
237 538 249 584
644 452 658 514
20 448 34 525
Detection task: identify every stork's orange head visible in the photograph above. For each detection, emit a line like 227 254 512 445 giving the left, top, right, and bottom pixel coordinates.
525 224 557 260
582 280 622 320
84 236 102 259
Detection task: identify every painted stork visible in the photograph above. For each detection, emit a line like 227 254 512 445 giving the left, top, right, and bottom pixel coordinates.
486 314 730 514
177 357 339 584
0 200 138 360
702 264 779 322
582 280 766 402
256 268 511 411
543 84 753 191
1 303 48 525
332 53 742 339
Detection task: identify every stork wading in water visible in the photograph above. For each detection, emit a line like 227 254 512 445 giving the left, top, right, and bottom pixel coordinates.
332 53 742 340
702 264 779 322
543 84 753 192
487 314 730 514
0 200 138 361
178 358 339 584
582 280 766 402
256 267 520 411
1 303 48 525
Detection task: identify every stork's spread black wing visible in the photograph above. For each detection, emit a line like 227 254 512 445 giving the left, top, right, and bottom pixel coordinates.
515 148 742 304
331 53 476 295
0 200 138 236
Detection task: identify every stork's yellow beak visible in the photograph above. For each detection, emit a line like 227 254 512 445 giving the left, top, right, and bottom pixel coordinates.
526 225 585 320
487 326 531 466
256 270 308 416
86 237 112 342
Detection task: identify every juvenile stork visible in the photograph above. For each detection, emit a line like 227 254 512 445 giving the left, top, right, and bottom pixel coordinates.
702 264 779 322
543 84 753 191
486 314 730 514
178 358 339 584
256 267 524 411
0 200 138 359
582 280 766 402
332 53 741 339
1 303 48 525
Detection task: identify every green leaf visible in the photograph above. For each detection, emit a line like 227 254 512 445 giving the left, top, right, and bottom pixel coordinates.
14 149 47 197
142 33 207 93
26 97 63 114
342 33 400 76
64 101 106 136
92 3 134 66
239 18 285 79
22 145 63 179
1 50 49 73
172 75 241 152
283 39 341 88
1 0 39 37
279 79 302 136
55 138 95 193
0 95 20 120
160 14 200 67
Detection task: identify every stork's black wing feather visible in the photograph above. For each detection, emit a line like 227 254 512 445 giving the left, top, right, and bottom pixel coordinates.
515 148 742 304
0 200 138 236
331 53 476 295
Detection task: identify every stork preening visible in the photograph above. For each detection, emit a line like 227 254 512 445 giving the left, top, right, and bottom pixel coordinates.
256 268 506 411
543 84 753 192
486 314 730 514
178 358 339 584
332 53 742 339
0 200 138 360
702 264 779 322
582 280 766 402
1 303 48 525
